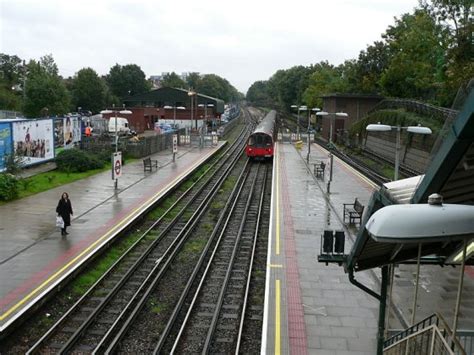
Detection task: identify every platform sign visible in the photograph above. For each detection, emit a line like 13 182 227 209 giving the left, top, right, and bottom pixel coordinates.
212 132 218 146
112 152 122 179
277 132 282 141
172 134 178 153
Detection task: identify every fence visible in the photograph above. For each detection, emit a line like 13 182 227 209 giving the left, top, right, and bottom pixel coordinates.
81 129 185 159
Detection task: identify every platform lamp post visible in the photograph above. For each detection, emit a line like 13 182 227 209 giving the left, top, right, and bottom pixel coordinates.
306 107 320 163
100 105 132 190
198 103 214 146
290 104 306 138
316 111 348 193
163 105 186 130
366 123 432 181
187 90 196 131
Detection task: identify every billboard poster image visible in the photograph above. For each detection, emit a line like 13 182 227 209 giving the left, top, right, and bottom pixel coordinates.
54 116 82 154
12 119 54 166
0 123 13 171
54 118 64 149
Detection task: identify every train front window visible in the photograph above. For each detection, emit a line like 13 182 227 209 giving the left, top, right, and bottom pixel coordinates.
265 135 272 146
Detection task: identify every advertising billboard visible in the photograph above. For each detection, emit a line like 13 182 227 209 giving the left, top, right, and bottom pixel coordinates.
12 119 54 166
0 122 13 171
54 116 82 154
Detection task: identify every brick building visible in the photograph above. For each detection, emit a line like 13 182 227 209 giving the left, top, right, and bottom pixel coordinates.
103 87 225 133
320 94 383 142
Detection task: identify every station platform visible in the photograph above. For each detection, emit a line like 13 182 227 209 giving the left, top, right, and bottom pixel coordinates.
263 140 474 354
263 141 380 354
0 143 225 333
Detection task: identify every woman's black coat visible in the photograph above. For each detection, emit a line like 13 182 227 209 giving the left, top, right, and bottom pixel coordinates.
56 198 73 227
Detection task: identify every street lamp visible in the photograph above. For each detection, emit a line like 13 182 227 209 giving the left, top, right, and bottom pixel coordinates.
316 111 348 147
366 123 432 181
100 105 132 190
164 105 186 130
306 107 320 162
187 90 196 131
198 103 214 126
290 105 307 137
315 111 347 194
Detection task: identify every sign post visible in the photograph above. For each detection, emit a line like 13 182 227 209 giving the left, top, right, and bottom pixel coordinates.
112 151 122 190
172 134 178 162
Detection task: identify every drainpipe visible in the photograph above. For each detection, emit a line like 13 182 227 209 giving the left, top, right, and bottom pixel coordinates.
349 266 389 355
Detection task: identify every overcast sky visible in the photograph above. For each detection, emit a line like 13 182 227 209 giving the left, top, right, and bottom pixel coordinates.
1 0 419 93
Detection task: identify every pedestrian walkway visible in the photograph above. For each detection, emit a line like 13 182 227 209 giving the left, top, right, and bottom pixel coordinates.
0 143 225 332
264 141 380 354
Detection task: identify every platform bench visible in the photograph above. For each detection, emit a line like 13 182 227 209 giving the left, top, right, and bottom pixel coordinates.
343 198 364 225
314 161 326 179
143 157 158 172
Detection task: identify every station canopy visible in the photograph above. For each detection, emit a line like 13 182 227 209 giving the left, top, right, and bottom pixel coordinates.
347 89 474 272
123 87 224 114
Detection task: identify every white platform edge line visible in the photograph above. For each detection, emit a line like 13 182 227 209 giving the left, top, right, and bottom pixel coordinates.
261 142 277 354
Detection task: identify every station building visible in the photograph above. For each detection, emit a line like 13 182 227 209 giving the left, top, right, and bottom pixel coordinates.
102 87 225 133
319 93 383 142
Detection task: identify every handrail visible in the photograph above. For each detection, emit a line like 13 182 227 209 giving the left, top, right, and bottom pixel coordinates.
368 99 459 123
384 312 466 355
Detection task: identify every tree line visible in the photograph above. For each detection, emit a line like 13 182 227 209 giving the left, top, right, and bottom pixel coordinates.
0 55 242 118
246 0 472 110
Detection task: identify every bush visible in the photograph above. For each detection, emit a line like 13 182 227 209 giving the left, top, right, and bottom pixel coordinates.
0 173 19 201
55 148 104 173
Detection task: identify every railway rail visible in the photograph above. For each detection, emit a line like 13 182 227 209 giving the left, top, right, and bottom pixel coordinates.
155 162 270 354
25 110 258 354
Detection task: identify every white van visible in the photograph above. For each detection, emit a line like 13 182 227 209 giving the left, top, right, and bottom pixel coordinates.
108 117 130 135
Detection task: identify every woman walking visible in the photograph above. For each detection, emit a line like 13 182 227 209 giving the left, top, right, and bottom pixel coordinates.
56 192 73 235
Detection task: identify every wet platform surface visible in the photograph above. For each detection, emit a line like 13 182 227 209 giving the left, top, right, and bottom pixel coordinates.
263 140 474 354
0 143 224 331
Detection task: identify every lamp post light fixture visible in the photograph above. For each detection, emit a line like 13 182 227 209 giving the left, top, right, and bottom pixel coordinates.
198 103 215 127
315 111 347 194
198 103 215 147
316 111 348 147
366 123 432 181
187 90 196 131
291 104 307 137
100 105 132 190
164 105 186 130
306 107 320 163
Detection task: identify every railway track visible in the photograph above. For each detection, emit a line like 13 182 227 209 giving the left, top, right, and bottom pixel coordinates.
26 110 258 354
159 162 270 354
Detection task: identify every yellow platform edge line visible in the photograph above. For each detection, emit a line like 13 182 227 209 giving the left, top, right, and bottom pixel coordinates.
275 279 281 355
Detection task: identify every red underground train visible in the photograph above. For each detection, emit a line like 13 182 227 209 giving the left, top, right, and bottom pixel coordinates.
245 110 276 159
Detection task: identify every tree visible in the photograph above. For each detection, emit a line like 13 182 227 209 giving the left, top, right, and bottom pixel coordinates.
302 61 347 107
197 74 240 102
106 63 151 99
23 58 70 117
0 54 25 111
246 81 272 107
420 0 473 105
351 41 391 94
70 68 107 113
160 72 186 88
380 9 449 102
185 72 201 89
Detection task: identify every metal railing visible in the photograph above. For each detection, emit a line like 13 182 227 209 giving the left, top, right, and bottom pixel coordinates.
368 99 459 124
384 313 466 354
